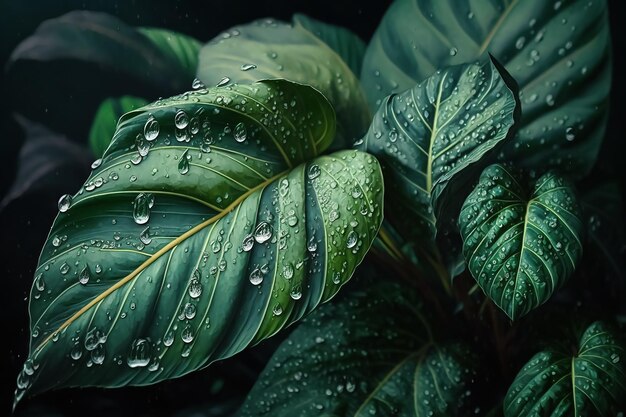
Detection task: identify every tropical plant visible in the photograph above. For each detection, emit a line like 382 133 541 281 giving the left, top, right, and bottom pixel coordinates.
4 1 625 416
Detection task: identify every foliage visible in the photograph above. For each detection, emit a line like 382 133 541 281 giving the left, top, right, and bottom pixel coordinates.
3 1 624 416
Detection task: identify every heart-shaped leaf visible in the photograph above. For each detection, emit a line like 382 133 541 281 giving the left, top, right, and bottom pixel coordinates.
359 58 518 244
361 0 611 177
239 279 481 417
196 15 370 149
459 164 583 319
504 321 626 416
89 96 150 158
6 11 201 140
14 80 383 407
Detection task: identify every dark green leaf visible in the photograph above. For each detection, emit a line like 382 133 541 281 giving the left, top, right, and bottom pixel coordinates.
239 280 481 417
6 11 200 139
14 81 383 406
362 0 611 177
292 13 366 76
459 164 583 319
504 321 626 416
360 59 518 244
89 96 149 158
137 27 202 81
196 16 370 149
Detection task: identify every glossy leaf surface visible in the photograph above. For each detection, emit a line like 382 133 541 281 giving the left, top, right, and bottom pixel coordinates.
360 59 518 243
15 80 383 406
459 164 583 319
89 96 149 158
240 280 480 417
196 15 369 149
362 0 611 177
505 321 625 416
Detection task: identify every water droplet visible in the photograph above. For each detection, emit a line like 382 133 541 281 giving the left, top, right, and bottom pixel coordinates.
290 286 302 300
163 330 175 347
136 134 150 157
449 47 458 56
181 325 194 343
515 36 526 50
79 265 91 285
127 338 151 368
242 234 255 251
254 221 273 243
91 158 103 169
58 194 72 212
283 263 294 280
272 303 283 316
178 149 190 175
175 109 189 129
216 76 230 87
144 116 160 141
189 271 203 299
565 127 575 141
133 193 155 225
84 327 107 351
240 63 257 71
249 268 263 285
191 78 205 89
234 122 247 142
139 226 152 245
59 262 70 275
346 231 358 249
308 164 321 180
70 344 82 360
545 94 555 106
184 302 196 319
35 273 45 291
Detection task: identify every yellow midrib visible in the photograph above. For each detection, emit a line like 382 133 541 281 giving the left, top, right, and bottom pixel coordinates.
33 172 285 355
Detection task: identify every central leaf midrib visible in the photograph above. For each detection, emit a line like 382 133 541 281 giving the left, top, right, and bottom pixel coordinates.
33 171 286 356
425 73 447 193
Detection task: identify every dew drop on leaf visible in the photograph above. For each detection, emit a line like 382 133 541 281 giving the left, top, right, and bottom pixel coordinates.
58 194 72 212
144 116 160 141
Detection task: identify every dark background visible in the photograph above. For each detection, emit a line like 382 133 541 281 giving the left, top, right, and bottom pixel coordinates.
0 0 623 416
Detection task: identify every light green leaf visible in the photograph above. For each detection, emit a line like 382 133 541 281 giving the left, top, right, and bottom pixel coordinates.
89 96 149 157
14 80 383 407
504 321 626 416
196 16 370 149
360 58 518 244
362 0 611 177
138 27 202 81
459 164 583 319
239 280 480 417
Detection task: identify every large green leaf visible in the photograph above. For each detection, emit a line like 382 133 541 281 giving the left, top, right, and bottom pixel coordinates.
459 164 583 319
6 11 201 139
362 0 611 177
14 80 383 407
359 58 518 245
504 321 626 416
196 15 369 150
89 96 149 158
239 279 481 417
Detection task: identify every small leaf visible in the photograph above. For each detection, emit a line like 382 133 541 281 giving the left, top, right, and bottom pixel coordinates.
459 164 583 319
361 0 611 177
89 96 149 157
360 58 518 244
196 15 370 149
14 81 383 406
239 280 481 417
505 321 626 416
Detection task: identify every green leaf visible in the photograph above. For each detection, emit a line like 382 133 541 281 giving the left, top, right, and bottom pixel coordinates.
459 164 583 319
362 0 611 177
239 280 481 417
196 16 370 150
14 80 383 406
360 58 518 244
137 27 202 81
504 321 626 416
89 96 149 158
6 11 201 139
